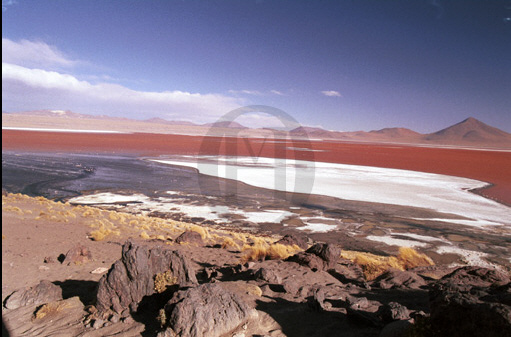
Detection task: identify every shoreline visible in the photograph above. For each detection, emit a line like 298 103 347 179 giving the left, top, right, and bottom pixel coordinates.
2 129 511 206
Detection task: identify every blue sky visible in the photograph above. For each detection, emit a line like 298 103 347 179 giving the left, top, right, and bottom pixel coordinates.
2 0 510 132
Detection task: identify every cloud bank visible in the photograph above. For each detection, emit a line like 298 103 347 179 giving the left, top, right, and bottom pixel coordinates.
2 38 79 69
2 38 242 122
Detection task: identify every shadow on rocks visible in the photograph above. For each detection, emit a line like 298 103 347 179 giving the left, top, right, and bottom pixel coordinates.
255 297 349 337
53 280 98 306
133 285 181 337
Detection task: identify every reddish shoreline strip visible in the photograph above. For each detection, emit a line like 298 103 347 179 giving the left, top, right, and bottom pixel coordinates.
3 130 510 206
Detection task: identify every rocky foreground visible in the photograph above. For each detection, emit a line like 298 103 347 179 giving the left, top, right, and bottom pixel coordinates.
2 194 511 336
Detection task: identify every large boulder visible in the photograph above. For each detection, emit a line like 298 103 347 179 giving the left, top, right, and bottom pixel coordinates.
96 241 197 314
3 280 63 310
175 231 204 245
160 283 257 337
63 244 93 265
429 266 511 337
287 243 341 271
275 234 308 250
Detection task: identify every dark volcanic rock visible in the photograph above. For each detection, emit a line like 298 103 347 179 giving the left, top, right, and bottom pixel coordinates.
252 267 283 284
63 244 92 265
287 243 341 271
276 234 308 250
438 266 510 289
331 259 368 287
175 231 204 245
306 243 341 270
308 287 327 311
379 302 410 323
4 280 63 310
96 241 197 314
161 283 257 337
429 266 511 337
372 268 426 289
287 251 326 271
346 295 383 327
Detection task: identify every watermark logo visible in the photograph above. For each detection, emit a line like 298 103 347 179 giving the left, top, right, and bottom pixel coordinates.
193 105 316 207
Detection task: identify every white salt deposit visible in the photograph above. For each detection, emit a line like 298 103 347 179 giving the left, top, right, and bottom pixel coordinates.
240 210 295 223
366 235 429 248
435 245 501 270
69 192 295 224
412 218 504 228
286 147 326 152
68 192 148 204
296 222 338 233
152 156 511 228
391 232 448 243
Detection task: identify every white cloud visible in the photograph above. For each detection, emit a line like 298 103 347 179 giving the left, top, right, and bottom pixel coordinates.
2 63 242 121
270 90 285 96
321 90 342 97
228 89 263 96
229 89 286 96
2 38 79 69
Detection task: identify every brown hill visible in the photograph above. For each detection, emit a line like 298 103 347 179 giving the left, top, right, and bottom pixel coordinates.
203 121 247 129
144 117 196 126
289 126 335 138
425 117 511 145
369 127 422 139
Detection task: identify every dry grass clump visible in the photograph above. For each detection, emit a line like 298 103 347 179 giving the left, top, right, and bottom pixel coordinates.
154 270 178 293
241 242 303 264
397 247 434 269
342 247 434 281
188 225 209 240
33 300 70 320
140 231 151 239
89 219 120 241
2 205 24 214
221 237 241 250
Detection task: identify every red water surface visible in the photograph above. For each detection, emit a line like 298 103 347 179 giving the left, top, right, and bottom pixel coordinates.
3 130 510 205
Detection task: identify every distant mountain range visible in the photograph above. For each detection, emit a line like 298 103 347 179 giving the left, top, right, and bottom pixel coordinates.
3 110 510 147
289 117 511 146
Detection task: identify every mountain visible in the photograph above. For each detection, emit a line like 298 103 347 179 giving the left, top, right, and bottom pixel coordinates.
9 109 85 118
202 121 247 129
369 127 422 139
144 117 197 126
425 117 511 145
3 110 510 148
289 126 335 138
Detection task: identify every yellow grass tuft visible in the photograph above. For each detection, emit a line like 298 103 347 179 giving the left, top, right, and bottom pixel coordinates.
140 231 150 239
342 247 434 281
2 205 24 214
154 270 178 293
397 247 434 269
89 219 119 241
221 237 240 250
241 243 302 264
189 225 209 240
33 300 70 320
245 284 263 297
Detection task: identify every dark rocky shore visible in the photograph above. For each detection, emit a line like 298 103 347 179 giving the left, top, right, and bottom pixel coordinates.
3 236 510 337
